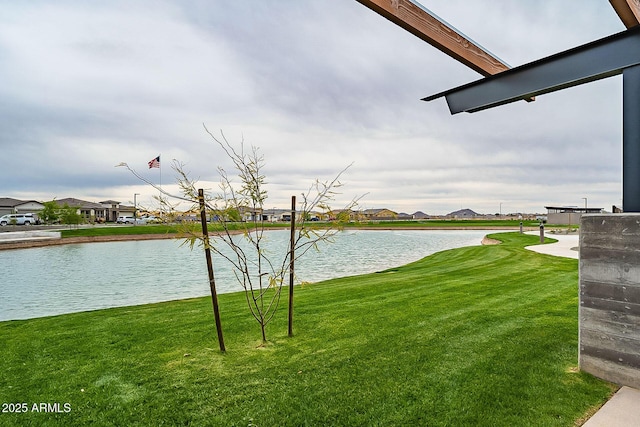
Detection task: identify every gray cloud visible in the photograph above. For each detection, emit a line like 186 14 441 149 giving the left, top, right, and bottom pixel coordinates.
0 0 629 214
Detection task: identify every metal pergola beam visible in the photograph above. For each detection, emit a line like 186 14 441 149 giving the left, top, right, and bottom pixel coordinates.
425 26 640 212
623 65 640 211
610 0 640 28
355 0 510 76
424 26 640 114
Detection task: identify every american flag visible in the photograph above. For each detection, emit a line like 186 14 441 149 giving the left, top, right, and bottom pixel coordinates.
148 155 160 169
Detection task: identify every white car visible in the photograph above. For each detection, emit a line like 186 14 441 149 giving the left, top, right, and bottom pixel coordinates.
0 213 39 226
135 215 160 225
116 216 135 224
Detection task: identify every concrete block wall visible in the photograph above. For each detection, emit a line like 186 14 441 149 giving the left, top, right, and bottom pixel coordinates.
579 214 640 388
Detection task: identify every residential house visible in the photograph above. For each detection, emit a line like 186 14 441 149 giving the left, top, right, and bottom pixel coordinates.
56 198 109 222
99 200 136 222
240 208 305 222
327 209 360 222
263 209 293 222
412 211 430 219
0 198 45 216
1 197 139 222
361 208 398 221
446 208 480 219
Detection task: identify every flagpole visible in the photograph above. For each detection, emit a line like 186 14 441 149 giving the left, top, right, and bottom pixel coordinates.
159 153 162 190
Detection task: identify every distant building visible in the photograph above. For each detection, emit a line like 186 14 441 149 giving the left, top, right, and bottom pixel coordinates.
261 208 292 222
0 197 139 222
412 211 430 219
361 208 398 221
0 198 44 216
545 206 604 225
327 209 358 221
56 198 109 222
446 208 480 219
99 200 135 222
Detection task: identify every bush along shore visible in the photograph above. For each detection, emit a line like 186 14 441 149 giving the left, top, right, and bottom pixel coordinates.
0 232 614 426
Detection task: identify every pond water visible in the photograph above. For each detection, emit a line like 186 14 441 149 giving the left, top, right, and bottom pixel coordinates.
0 229 491 321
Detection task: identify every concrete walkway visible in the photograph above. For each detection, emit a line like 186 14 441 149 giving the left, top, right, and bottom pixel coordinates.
0 230 61 243
524 231 640 426
583 387 640 426
524 231 579 259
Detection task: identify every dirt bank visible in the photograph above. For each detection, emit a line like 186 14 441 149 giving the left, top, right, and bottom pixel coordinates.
481 236 502 245
0 233 176 251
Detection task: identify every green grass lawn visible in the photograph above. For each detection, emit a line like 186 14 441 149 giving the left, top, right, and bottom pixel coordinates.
343 219 543 228
0 233 613 426
60 224 182 237
59 222 289 238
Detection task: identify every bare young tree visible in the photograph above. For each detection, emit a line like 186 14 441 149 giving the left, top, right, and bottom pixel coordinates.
118 125 362 344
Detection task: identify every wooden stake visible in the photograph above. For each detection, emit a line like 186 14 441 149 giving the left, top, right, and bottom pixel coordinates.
288 195 296 337
198 189 225 352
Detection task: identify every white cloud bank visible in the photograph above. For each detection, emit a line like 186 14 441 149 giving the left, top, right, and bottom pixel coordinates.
0 0 626 214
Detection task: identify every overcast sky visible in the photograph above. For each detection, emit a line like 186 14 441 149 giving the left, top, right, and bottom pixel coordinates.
0 0 627 215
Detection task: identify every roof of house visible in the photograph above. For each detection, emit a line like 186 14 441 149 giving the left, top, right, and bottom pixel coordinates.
447 208 480 217
56 198 105 209
0 197 25 207
545 206 603 212
0 197 43 207
362 208 398 215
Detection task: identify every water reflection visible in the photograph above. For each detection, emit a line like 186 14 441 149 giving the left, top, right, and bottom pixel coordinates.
0 229 489 321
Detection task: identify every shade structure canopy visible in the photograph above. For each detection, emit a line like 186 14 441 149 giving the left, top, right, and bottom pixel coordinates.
424 26 640 114
422 26 640 212
354 0 510 76
610 0 640 28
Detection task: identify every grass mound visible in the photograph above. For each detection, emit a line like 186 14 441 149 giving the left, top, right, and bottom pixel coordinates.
0 232 614 426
